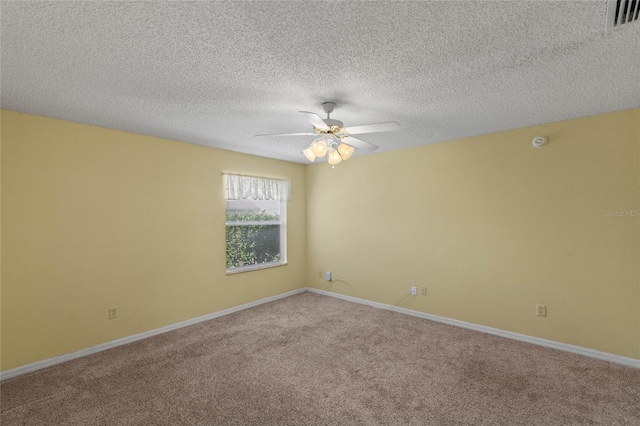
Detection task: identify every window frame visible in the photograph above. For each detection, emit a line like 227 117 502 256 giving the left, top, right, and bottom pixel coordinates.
225 198 287 275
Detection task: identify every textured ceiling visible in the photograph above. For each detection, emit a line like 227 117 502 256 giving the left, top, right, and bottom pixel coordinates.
2 1 639 164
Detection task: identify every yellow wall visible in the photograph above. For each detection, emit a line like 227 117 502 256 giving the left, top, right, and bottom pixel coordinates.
1 110 306 371
306 108 640 359
2 108 639 372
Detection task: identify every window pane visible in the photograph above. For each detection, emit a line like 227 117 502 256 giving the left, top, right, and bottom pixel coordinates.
226 199 280 221
225 200 285 271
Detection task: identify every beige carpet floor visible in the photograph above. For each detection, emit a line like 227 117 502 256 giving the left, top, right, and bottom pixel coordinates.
1 292 639 425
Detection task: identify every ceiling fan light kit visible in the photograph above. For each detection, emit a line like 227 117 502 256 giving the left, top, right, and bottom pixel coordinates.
307 135 348 168
327 149 342 166
302 146 316 162
255 101 400 167
310 135 329 157
337 143 353 160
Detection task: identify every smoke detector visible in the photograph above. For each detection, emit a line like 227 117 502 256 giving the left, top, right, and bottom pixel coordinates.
532 136 548 148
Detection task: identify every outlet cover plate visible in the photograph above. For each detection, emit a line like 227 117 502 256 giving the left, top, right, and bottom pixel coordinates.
109 306 118 319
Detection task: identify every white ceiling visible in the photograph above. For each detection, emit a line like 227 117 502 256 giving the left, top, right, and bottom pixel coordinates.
2 1 639 164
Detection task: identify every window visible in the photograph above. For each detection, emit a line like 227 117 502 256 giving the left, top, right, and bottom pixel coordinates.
224 174 290 273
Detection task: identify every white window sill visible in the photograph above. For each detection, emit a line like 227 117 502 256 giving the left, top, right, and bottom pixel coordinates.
226 262 287 275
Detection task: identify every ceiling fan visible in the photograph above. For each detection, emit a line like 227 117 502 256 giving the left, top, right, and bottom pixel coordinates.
255 102 400 166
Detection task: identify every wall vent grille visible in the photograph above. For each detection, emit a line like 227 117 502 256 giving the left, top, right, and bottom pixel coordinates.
607 0 640 31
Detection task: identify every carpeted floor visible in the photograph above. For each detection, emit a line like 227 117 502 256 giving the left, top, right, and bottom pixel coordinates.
1 292 639 425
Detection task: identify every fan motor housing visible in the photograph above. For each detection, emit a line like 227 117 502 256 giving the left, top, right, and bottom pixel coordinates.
324 118 344 128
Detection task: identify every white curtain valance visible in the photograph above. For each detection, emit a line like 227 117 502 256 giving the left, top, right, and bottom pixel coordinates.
224 174 291 202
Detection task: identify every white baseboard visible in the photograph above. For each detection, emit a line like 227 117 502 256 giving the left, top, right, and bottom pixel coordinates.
3 286 637 381
0 288 306 381
306 287 640 369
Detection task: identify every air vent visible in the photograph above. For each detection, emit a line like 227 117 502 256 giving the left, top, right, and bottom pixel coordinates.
607 0 640 31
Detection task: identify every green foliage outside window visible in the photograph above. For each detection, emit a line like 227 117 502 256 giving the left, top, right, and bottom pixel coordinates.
226 211 281 269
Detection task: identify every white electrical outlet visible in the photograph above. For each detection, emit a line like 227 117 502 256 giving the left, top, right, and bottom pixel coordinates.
325 271 332 282
536 304 546 317
109 306 118 319
421 286 427 295
411 286 417 296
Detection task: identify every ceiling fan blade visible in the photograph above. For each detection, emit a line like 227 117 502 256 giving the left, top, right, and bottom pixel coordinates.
344 121 400 135
255 132 316 137
341 136 379 152
299 111 330 131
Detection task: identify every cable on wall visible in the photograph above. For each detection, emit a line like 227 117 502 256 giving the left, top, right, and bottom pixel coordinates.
318 278 414 312
319 278 379 310
391 291 412 308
